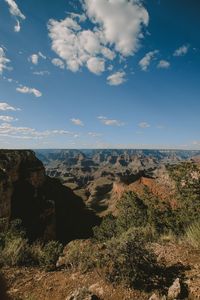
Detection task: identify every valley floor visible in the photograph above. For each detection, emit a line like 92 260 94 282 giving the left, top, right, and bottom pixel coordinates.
2 241 200 300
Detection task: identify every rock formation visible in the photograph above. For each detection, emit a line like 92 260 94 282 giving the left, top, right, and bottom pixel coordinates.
0 150 99 243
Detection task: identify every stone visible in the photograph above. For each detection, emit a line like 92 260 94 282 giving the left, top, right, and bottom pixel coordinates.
168 278 181 299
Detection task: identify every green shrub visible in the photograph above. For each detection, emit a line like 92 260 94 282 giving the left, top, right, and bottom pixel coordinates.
59 240 98 272
1 236 31 266
39 241 63 271
116 192 148 233
98 227 157 288
186 219 200 248
93 214 117 242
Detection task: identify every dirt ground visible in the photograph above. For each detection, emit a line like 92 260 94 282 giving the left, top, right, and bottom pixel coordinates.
1 241 200 300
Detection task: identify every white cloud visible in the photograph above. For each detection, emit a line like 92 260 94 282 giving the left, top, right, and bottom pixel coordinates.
30 54 39 65
139 50 158 71
71 118 84 126
33 70 50 76
16 85 42 97
52 58 65 69
48 0 149 77
88 132 102 137
29 52 46 65
157 60 170 69
0 102 20 111
98 116 125 126
0 48 11 74
14 20 20 32
38 52 46 59
86 57 105 75
138 122 150 128
0 115 17 122
5 0 26 20
84 0 149 56
173 45 189 57
107 71 126 86
0 123 75 139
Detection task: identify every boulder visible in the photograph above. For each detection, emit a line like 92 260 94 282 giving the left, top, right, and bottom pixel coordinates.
168 278 181 299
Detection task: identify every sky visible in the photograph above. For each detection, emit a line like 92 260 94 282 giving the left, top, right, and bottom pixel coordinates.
0 0 200 149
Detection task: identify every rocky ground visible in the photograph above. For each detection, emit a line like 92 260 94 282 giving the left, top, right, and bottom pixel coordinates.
2 241 200 300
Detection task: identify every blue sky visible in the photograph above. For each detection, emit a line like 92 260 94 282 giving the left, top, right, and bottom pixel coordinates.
0 0 200 149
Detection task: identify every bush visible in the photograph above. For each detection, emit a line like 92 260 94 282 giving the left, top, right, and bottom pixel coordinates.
57 240 98 272
186 219 200 248
1 236 31 266
98 228 157 288
0 219 31 267
116 192 148 233
38 241 63 271
93 214 117 242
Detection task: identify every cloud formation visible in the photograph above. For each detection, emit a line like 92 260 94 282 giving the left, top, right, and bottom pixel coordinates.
48 0 149 79
157 60 170 69
71 118 84 126
107 71 126 86
0 102 20 111
16 85 42 97
29 52 46 65
0 48 11 74
5 0 25 19
173 45 189 57
138 122 150 128
5 0 26 32
98 116 125 126
52 58 65 69
139 50 158 71
0 123 75 139
14 20 20 32
0 115 16 122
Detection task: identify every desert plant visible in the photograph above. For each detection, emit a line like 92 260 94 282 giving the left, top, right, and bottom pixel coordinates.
93 214 117 242
185 219 200 248
59 240 98 272
98 227 157 288
116 192 148 233
38 241 63 271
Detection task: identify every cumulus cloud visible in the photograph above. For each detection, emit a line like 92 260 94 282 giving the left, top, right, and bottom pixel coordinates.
139 50 158 71
0 115 17 122
98 116 125 126
30 54 39 65
14 20 20 32
157 60 170 69
5 0 25 19
0 48 11 74
5 0 26 32
52 58 65 69
71 118 84 126
107 71 126 86
48 0 149 78
0 102 20 111
86 57 105 74
138 122 150 128
173 45 189 57
16 85 42 97
84 0 149 56
29 52 46 65
0 122 75 139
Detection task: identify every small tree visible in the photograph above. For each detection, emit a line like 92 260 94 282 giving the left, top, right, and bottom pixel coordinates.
116 192 148 233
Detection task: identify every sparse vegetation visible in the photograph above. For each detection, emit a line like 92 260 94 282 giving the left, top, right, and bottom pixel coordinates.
0 219 62 271
186 219 200 248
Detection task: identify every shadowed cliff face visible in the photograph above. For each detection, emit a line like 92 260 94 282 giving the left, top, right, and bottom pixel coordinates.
0 150 100 243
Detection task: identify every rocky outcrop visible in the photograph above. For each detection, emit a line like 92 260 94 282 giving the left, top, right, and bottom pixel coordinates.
0 150 99 243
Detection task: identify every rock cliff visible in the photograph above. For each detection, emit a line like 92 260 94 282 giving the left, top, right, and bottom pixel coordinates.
0 150 99 243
